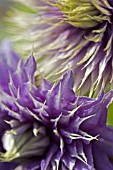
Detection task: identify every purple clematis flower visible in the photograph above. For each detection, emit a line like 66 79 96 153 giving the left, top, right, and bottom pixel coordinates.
0 41 113 169
0 40 20 149
7 0 113 95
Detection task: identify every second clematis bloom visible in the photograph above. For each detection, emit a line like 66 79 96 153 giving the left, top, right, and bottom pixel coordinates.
7 0 113 95
0 41 113 169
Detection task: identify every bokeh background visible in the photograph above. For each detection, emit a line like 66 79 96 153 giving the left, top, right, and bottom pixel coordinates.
0 0 113 126
0 0 11 40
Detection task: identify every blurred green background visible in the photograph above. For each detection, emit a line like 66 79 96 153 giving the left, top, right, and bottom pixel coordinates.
0 0 11 40
107 101 113 126
0 0 113 126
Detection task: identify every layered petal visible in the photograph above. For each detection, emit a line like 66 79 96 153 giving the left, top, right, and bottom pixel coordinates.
7 0 113 95
0 44 113 169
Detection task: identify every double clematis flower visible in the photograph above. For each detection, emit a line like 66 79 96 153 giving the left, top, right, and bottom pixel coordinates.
0 41 113 169
7 0 113 95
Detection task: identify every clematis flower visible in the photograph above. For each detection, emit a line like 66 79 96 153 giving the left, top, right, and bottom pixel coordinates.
0 40 20 146
0 41 113 169
7 0 113 95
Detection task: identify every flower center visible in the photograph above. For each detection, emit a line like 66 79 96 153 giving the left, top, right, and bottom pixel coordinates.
53 0 111 28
